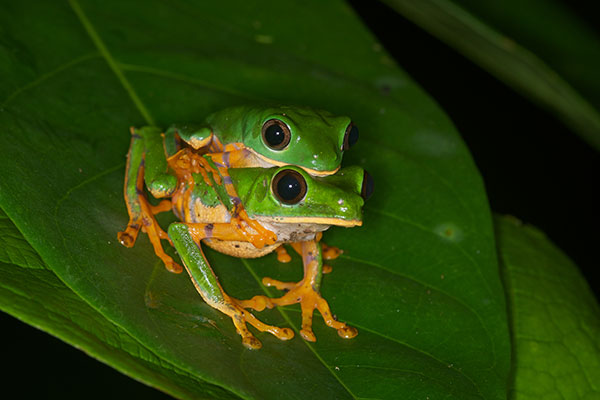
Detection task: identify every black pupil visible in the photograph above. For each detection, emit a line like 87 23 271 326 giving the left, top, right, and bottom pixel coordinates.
277 173 302 202
361 170 374 201
265 123 286 147
347 125 359 148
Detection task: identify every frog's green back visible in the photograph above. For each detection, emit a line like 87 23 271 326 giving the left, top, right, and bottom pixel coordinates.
206 105 352 174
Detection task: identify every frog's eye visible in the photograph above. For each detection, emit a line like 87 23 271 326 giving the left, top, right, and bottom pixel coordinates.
342 123 359 151
361 170 374 201
272 170 307 205
262 119 291 150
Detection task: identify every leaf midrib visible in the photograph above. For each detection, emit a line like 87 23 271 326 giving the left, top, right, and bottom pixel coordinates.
68 0 155 126
240 258 358 399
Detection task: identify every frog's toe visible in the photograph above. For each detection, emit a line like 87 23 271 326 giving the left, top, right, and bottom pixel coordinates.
321 242 343 260
259 278 358 343
226 298 295 346
337 326 358 339
242 309 295 342
241 336 262 350
165 260 183 274
118 230 137 247
275 245 292 263
262 277 296 291
278 327 295 340
314 296 357 339
300 329 316 342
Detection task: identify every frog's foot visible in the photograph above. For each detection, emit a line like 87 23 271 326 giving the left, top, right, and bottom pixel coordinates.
168 148 222 187
214 295 295 349
118 198 183 274
142 220 183 274
241 277 357 342
117 224 140 248
168 222 293 349
230 211 277 249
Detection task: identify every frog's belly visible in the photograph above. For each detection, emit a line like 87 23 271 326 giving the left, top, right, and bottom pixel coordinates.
181 198 331 258
259 219 331 243
203 239 279 258
202 221 331 258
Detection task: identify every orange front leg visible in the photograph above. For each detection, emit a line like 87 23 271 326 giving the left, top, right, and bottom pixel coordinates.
117 130 182 274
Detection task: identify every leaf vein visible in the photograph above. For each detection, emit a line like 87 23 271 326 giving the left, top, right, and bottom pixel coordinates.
68 0 155 125
0 52 101 107
339 250 498 372
118 63 266 102
240 258 358 400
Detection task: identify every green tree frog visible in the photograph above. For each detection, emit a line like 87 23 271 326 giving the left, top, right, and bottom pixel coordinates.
117 126 373 349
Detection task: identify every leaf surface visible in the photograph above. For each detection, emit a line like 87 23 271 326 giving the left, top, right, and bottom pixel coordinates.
0 208 236 399
0 1 509 398
496 215 600 399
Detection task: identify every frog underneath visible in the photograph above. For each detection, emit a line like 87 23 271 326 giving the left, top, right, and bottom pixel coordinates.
118 134 372 349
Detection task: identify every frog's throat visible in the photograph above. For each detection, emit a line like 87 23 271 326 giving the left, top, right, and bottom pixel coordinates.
257 216 362 227
246 148 340 177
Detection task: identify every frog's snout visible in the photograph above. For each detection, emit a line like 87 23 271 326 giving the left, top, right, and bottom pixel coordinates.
361 170 374 201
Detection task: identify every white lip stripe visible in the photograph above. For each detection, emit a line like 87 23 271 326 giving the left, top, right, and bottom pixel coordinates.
257 216 362 227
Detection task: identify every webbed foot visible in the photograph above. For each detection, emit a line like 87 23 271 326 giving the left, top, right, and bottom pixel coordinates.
216 295 294 350
240 240 356 343
118 200 183 274
241 277 357 342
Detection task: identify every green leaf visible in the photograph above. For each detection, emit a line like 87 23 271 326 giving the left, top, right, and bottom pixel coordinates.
0 207 237 399
495 215 600 399
380 0 600 151
0 209 45 270
0 1 509 398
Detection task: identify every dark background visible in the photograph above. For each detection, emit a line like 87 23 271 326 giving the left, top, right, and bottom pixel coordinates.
3 2 598 398
351 0 599 292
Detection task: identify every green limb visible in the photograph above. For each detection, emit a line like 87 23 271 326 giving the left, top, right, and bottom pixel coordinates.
123 128 145 222
165 123 213 151
312 241 324 291
167 223 225 305
134 126 177 198
167 222 295 349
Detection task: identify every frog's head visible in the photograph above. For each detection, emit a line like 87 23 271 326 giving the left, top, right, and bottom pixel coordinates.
215 105 358 176
229 165 373 230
